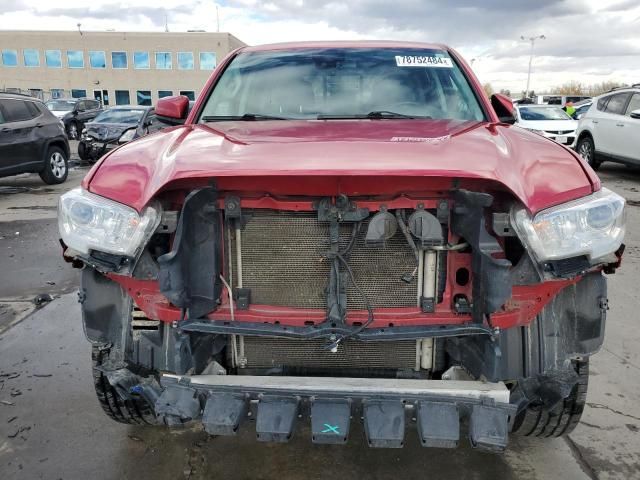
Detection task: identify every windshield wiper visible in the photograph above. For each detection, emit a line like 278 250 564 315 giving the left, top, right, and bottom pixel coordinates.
201 113 290 121
317 111 431 120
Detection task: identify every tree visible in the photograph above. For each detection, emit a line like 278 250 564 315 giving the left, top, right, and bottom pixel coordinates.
482 82 494 98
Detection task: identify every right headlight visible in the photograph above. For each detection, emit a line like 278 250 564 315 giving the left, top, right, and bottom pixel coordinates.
58 187 160 258
513 188 625 263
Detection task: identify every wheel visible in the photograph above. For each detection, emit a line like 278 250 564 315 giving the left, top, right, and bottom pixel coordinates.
39 146 68 184
577 136 601 170
77 141 90 161
91 346 156 425
512 360 589 437
67 121 79 140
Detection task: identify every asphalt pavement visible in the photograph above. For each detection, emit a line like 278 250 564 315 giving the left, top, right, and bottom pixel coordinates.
0 158 639 480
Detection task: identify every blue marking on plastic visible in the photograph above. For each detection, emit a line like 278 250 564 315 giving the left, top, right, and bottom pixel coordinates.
321 424 341 435
130 385 143 394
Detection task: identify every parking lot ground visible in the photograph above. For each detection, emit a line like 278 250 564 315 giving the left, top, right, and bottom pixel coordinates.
0 163 639 480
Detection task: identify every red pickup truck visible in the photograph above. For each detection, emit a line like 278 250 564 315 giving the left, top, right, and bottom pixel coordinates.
58 41 625 450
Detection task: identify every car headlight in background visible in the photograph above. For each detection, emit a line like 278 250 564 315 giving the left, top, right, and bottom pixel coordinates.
58 187 160 258
118 128 137 144
513 188 625 263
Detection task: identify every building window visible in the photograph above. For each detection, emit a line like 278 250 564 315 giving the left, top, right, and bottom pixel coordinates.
51 89 65 99
180 90 195 101
111 51 127 69
2 49 18 67
115 90 130 105
67 50 84 68
158 90 173 98
71 89 87 98
178 52 194 70
23 49 40 67
45 50 62 68
137 90 152 106
89 51 106 69
134 51 149 69
29 89 44 100
199 52 216 70
155 52 172 70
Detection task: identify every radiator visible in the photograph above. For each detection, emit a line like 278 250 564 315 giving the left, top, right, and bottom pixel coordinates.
231 210 418 310
241 336 418 370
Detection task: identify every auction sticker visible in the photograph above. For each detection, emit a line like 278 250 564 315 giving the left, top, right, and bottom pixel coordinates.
395 55 453 68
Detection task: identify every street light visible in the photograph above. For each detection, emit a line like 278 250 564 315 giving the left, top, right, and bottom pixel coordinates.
521 34 545 98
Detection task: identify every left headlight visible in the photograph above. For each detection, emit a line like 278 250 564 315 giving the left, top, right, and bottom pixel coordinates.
513 188 625 263
118 128 137 144
58 187 160 257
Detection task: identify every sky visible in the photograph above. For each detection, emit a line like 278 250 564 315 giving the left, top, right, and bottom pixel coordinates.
1 0 639 93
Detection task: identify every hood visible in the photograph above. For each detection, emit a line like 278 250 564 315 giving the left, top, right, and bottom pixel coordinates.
85 122 135 141
85 119 597 214
516 119 578 132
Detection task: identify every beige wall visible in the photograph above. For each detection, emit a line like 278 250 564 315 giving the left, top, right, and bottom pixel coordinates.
0 30 245 104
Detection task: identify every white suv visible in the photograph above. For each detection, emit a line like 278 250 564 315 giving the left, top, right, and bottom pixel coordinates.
575 85 640 170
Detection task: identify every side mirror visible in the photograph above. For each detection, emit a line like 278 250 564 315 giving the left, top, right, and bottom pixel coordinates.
630 109 640 120
490 93 516 124
156 95 190 126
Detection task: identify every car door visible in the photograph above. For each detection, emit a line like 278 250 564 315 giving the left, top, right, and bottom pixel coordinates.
0 98 40 175
620 93 640 163
85 99 102 122
597 92 631 157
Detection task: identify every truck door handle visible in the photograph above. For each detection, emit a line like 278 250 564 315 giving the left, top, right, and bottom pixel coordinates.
35 123 44 128
616 123 625 127
592 120 598 124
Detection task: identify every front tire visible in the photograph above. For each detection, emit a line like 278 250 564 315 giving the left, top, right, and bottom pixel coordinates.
39 146 68 185
77 141 90 161
512 360 589 437
91 347 156 425
577 136 601 170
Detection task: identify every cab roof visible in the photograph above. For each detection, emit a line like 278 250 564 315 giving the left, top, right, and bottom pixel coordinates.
241 40 449 53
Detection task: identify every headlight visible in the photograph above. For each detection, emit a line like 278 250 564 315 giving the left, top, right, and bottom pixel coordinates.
118 128 136 144
524 128 545 136
58 187 160 257
513 188 625 263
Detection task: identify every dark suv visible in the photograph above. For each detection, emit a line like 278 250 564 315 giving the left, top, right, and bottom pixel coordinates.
0 93 70 184
45 98 102 140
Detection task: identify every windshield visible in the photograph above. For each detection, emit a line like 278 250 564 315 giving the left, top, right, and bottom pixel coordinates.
518 106 572 121
46 100 75 112
199 48 485 122
92 109 145 124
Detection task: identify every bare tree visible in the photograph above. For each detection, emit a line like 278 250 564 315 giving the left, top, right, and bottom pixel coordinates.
482 82 494 98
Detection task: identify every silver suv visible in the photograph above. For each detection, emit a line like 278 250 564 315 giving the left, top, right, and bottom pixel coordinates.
575 85 640 170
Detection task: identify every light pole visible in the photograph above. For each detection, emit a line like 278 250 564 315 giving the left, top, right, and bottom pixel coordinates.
521 34 545 98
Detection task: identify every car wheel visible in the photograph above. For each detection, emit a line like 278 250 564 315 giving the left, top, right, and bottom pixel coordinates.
577 136 600 170
77 141 89 161
39 146 69 185
67 121 79 140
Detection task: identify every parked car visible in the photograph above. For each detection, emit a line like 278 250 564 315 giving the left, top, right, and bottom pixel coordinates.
514 104 578 146
575 85 640 170
45 98 102 140
571 99 592 120
58 42 625 451
0 93 70 184
78 106 163 162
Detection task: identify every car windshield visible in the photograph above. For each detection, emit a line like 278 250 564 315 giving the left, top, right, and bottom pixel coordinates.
92 108 145 124
519 106 572 121
46 100 76 112
199 48 485 122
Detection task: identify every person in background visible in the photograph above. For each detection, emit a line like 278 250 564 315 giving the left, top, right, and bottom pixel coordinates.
564 102 576 117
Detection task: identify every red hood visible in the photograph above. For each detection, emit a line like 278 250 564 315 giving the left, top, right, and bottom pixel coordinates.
84 119 597 214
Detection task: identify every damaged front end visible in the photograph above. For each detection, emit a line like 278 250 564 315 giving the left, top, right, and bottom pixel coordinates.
59 181 624 450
